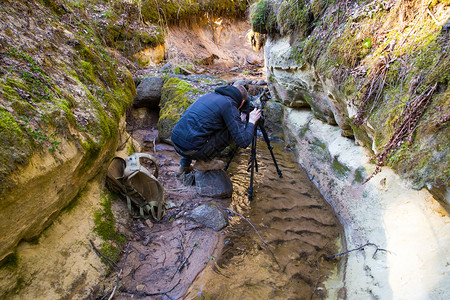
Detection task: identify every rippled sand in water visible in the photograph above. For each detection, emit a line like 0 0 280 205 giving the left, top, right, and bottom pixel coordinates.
187 139 343 299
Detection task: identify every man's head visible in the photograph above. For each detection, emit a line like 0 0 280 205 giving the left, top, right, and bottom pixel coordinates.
234 85 248 109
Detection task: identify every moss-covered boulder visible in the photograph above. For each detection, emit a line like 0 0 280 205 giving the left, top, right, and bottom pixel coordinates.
158 75 226 142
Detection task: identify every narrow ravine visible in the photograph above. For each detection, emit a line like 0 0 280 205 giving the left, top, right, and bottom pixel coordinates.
185 139 343 299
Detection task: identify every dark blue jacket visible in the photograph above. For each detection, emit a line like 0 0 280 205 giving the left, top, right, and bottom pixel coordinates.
171 85 255 152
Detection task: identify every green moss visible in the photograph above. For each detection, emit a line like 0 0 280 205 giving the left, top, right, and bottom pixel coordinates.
140 0 248 24
250 0 278 34
79 60 96 84
94 192 125 246
291 44 305 65
0 108 30 184
75 40 96 63
327 23 364 70
93 191 125 269
94 192 126 266
41 0 67 15
99 242 121 267
158 77 201 140
309 137 331 162
277 0 312 36
126 143 136 156
353 167 366 183
332 158 351 178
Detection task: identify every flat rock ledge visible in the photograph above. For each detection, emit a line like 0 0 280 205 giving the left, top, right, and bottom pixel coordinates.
283 108 450 300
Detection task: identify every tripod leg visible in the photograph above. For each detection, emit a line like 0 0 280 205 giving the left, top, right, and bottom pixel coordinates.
224 144 238 171
258 121 283 178
248 131 258 201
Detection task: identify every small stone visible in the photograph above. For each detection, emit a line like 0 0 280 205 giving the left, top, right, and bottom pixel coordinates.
136 284 146 292
186 202 228 231
230 67 239 72
158 62 173 73
145 219 153 228
256 79 267 86
143 236 151 246
233 79 249 87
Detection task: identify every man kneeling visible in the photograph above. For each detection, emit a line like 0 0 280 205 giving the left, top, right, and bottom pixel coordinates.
171 84 261 175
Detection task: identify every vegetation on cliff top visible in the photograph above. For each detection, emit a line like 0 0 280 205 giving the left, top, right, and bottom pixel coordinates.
250 0 449 188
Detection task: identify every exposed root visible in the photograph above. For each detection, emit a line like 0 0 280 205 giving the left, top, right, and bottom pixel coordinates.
363 82 438 184
352 55 391 126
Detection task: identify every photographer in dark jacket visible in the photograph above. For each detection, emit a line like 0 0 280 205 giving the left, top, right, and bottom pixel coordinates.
171 85 261 175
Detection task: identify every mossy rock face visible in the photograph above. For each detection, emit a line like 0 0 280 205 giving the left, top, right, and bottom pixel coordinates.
250 0 278 34
157 75 226 142
0 0 135 263
263 0 449 190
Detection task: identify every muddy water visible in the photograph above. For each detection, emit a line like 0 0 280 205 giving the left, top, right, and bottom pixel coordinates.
187 139 343 299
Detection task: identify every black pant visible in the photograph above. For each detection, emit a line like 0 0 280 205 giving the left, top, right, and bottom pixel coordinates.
175 128 232 166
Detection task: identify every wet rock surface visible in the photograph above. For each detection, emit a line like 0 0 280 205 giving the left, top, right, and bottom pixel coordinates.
186 202 228 231
194 170 233 198
133 76 164 108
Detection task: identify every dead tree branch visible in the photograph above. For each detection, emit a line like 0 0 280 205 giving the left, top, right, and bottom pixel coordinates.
310 258 321 300
328 242 391 259
108 241 131 300
171 242 199 279
122 279 181 300
90 240 120 271
220 206 268 247
363 82 438 184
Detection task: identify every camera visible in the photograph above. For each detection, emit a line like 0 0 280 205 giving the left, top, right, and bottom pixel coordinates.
239 88 271 116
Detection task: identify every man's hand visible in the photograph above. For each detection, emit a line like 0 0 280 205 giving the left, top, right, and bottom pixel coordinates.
249 108 261 124
240 112 247 122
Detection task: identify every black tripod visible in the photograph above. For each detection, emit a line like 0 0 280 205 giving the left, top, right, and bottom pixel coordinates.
225 115 282 201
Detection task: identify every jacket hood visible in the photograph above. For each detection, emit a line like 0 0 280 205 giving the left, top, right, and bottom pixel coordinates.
214 85 242 107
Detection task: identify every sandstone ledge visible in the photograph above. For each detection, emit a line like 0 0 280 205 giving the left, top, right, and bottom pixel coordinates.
283 108 450 299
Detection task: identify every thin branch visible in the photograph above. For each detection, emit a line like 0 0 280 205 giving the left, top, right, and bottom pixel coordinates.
327 242 391 259
122 279 181 299
171 242 199 279
426 8 439 25
310 258 321 300
220 206 268 247
90 240 120 271
108 241 131 300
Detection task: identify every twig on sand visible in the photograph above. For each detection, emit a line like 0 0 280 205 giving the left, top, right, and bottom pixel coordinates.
90 240 120 271
310 258 321 300
328 242 390 259
220 206 268 247
121 279 181 300
171 242 199 279
108 241 131 300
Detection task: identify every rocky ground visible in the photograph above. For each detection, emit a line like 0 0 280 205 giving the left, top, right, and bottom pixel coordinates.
96 34 267 298
100 122 230 299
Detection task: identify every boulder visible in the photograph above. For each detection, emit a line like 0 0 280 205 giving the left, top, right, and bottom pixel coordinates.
158 63 173 73
195 170 233 198
133 76 164 108
157 75 226 142
186 202 228 231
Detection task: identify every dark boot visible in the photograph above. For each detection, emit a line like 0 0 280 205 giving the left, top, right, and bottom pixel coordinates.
175 165 192 177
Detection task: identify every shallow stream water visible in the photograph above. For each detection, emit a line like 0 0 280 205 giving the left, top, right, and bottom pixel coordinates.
186 139 344 299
